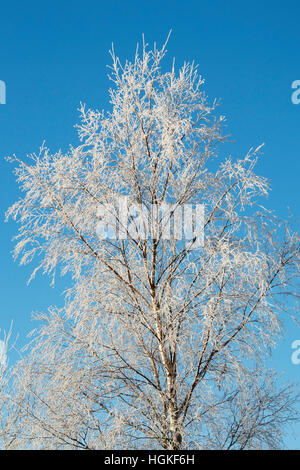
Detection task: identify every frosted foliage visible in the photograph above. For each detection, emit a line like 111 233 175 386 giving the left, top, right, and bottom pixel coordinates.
1 39 300 450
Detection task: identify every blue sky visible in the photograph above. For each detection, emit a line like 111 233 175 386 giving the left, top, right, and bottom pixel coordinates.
0 0 299 448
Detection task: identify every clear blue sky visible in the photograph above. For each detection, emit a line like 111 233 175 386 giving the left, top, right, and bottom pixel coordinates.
0 0 299 448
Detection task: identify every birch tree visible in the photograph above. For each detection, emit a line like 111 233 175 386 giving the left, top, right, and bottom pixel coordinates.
3 38 300 450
